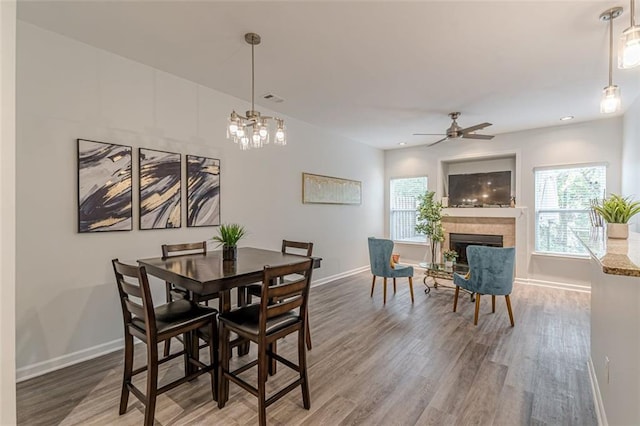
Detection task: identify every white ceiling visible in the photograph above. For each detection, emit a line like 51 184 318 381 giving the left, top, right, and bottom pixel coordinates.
17 0 640 150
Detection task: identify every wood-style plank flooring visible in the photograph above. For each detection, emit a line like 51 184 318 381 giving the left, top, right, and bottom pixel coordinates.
17 272 596 425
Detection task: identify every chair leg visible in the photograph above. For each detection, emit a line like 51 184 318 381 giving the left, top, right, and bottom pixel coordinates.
298 326 311 410
163 338 171 358
163 284 173 358
408 277 414 303
258 339 268 426
453 286 460 312
268 341 277 376
383 277 387 305
119 333 134 415
208 321 218 401
505 295 515 327
393 278 397 294
305 312 312 350
370 275 376 297
492 295 496 313
144 341 159 426
474 294 481 326
217 325 230 408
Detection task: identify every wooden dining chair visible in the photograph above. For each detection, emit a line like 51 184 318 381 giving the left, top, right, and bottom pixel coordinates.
112 259 217 426
246 240 314 350
161 241 219 357
217 259 314 426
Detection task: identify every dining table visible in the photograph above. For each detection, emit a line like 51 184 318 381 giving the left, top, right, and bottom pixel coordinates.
137 247 322 361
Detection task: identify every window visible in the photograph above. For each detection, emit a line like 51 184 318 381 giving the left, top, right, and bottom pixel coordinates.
535 164 606 255
390 177 428 243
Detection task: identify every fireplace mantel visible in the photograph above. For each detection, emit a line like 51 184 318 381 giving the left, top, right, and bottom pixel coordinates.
443 207 527 219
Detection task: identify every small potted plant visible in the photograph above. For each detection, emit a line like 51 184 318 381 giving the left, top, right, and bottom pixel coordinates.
593 194 640 239
442 250 458 268
213 223 247 260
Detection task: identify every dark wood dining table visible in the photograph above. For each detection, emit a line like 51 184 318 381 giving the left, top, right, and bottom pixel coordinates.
138 247 322 360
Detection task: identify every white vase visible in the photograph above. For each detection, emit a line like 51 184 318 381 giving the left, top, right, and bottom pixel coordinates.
607 223 629 239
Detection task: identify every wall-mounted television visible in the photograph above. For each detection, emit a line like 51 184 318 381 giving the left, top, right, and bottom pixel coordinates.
448 171 512 207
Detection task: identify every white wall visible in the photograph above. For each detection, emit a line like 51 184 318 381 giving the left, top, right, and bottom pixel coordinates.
1 1 17 423
385 117 623 287
622 95 640 233
16 22 384 377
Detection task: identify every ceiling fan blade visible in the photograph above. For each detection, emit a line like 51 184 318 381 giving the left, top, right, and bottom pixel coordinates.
460 122 492 134
462 134 494 140
426 137 449 147
413 133 446 136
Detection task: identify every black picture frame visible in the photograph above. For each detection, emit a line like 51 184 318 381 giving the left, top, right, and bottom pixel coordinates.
139 148 182 230
186 155 221 227
77 138 133 233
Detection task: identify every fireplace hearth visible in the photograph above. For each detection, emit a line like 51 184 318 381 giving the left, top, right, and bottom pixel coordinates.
450 233 503 265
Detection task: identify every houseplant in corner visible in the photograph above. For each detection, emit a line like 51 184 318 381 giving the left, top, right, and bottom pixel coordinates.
213 223 247 260
415 190 445 264
593 194 640 239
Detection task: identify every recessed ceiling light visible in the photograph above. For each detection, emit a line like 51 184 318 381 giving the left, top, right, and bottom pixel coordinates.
560 116 574 121
398 142 407 146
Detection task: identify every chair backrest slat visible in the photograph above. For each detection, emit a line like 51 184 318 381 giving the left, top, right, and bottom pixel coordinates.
112 259 157 338
162 241 207 258
282 240 313 257
259 259 313 331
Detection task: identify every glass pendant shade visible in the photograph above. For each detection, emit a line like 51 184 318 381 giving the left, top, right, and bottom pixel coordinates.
600 85 621 113
619 26 640 68
274 119 287 145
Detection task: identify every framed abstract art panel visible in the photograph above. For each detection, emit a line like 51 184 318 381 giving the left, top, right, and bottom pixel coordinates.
186 155 220 227
77 139 132 232
139 148 181 230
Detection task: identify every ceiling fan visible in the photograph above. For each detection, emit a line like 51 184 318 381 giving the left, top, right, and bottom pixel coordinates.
413 112 494 147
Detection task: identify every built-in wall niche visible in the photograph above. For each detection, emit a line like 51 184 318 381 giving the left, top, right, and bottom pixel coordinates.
441 154 517 207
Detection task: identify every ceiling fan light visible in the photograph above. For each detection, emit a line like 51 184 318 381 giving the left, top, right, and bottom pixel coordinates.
600 85 621 113
619 26 640 68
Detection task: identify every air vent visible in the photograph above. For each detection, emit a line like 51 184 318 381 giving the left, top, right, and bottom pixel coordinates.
262 93 285 103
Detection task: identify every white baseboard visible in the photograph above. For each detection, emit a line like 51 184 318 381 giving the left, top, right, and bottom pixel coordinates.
519 278 591 293
588 357 608 426
311 266 369 287
16 338 124 383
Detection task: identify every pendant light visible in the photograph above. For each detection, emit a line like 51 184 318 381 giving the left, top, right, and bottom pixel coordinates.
600 7 623 114
619 0 640 68
227 33 287 150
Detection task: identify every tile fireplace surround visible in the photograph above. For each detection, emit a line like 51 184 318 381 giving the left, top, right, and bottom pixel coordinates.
441 207 527 278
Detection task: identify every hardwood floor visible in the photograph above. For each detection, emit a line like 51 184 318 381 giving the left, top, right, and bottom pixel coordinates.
17 272 596 425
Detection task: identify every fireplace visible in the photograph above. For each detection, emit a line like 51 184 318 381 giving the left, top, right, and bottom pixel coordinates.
450 233 503 265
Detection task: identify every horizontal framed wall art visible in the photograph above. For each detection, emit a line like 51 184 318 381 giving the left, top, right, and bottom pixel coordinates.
302 172 362 205
139 148 181 230
186 155 221 227
77 139 133 232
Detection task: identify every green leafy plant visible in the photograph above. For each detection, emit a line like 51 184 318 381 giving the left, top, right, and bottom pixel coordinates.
593 194 640 224
213 223 247 247
442 250 458 262
415 191 445 264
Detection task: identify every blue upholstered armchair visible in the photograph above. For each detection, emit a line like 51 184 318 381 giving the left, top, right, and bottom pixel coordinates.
453 245 515 326
367 237 414 304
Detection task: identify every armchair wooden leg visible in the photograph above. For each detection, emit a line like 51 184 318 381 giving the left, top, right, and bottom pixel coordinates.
505 295 515 326
383 277 387 305
474 294 481 326
453 286 460 312
370 275 376 298
492 295 496 313
408 277 414 303
393 278 397 294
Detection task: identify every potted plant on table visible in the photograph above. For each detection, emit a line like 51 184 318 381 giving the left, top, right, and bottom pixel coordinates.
415 191 445 265
442 250 458 268
213 223 247 260
593 194 640 239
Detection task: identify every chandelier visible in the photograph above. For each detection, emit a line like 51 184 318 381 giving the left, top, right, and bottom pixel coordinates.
600 7 623 114
227 33 286 150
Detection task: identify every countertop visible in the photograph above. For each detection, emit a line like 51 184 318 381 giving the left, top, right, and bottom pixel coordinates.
576 227 640 277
